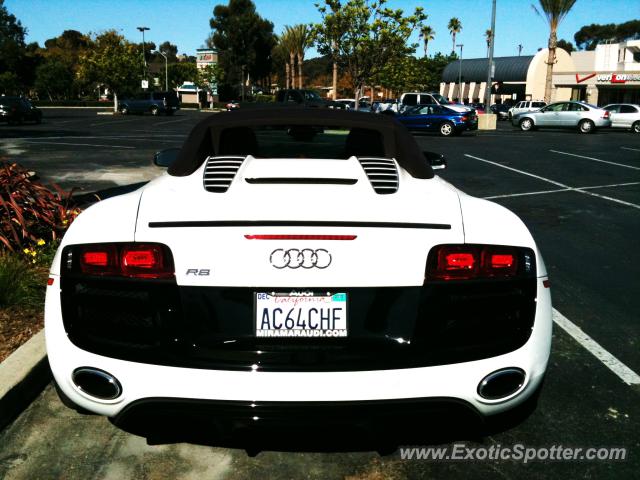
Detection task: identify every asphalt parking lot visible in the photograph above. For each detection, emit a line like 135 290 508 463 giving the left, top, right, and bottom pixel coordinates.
1 108 639 479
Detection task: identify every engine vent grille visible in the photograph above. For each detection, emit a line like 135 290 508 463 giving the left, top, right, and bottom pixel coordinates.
202 156 245 193
357 157 399 194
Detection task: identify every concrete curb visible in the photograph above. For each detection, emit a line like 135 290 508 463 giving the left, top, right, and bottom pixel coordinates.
0 330 50 431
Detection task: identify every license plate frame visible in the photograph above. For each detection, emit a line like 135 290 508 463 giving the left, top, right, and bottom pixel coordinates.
254 291 348 338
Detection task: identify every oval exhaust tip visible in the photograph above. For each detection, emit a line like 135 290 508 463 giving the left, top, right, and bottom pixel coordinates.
72 368 122 400
478 368 525 400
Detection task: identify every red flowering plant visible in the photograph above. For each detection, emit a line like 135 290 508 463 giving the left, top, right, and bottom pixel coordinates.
0 161 80 261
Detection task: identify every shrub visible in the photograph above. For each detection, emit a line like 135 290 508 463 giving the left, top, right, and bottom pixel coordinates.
255 94 275 103
0 162 79 253
0 253 45 308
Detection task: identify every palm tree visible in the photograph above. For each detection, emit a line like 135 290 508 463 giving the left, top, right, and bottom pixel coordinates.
273 39 290 89
419 25 435 57
532 0 577 103
484 29 493 57
280 27 297 89
291 24 312 89
448 17 462 54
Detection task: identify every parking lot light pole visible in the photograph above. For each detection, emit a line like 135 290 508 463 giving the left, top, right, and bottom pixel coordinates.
137 26 150 84
154 51 168 91
456 44 463 103
484 0 497 109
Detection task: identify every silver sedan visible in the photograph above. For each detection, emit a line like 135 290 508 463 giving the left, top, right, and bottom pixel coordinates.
603 104 640 133
512 101 612 134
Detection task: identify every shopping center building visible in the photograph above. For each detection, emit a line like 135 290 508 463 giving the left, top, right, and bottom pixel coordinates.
440 40 640 106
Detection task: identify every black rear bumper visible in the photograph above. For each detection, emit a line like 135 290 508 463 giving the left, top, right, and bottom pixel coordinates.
112 396 486 450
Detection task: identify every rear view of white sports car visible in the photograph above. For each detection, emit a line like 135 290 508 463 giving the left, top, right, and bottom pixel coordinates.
45 108 551 446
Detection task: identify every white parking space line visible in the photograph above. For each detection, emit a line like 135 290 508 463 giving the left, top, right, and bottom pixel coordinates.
23 141 135 149
553 309 640 386
621 147 640 153
154 118 192 126
485 182 640 200
485 188 569 199
579 181 640 191
550 150 640 171
88 118 141 127
464 154 640 210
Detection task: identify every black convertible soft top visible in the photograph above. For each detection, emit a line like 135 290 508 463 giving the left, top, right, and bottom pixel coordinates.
168 107 434 179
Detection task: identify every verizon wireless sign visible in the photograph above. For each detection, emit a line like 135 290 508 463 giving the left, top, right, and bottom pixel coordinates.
596 73 640 84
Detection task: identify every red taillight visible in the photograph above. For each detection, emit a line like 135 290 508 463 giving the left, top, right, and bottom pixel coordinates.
80 245 118 275
76 243 173 279
83 251 109 266
432 246 480 280
121 245 172 278
490 254 514 268
603 111 610 119
444 252 475 270
427 245 529 281
461 116 468 121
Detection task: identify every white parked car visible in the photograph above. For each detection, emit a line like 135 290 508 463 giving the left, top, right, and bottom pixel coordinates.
602 103 640 133
508 101 546 120
46 109 551 445
399 92 471 114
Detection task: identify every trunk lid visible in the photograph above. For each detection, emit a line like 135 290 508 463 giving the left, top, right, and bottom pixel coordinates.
135 157 463 286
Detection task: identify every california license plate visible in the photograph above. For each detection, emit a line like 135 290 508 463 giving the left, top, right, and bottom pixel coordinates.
255 291 348 338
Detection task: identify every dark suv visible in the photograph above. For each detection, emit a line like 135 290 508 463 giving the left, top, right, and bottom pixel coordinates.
119 91 180 116
0 96 42 124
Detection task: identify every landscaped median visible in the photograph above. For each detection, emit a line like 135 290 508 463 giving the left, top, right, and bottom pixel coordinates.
0 161 81 428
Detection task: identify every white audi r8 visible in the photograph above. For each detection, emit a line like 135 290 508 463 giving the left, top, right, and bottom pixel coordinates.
45 108 551 444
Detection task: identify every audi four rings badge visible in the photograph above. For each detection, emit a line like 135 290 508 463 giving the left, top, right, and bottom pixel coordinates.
270 248 332 269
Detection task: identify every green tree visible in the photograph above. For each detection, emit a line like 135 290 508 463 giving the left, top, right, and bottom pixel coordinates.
272 39 291 88
574 20 640 50
0 0 32 93
419 25 435 57
484 29 493 57
447 17 462 54
377 51 455 95
207 0 276 100
196 63 225 106
314 0 426 108
35 59 74 100
281 26 298 89
0 71 19 94
293 24 313 89
77 30 140 112
556 38 574 52
164 61 198 90
532 0 577 103
158 40 178 62
314 0 351 100
41 30 91 98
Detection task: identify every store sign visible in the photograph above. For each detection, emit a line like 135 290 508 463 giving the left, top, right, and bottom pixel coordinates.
575 73 596 83
596 73 640 84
